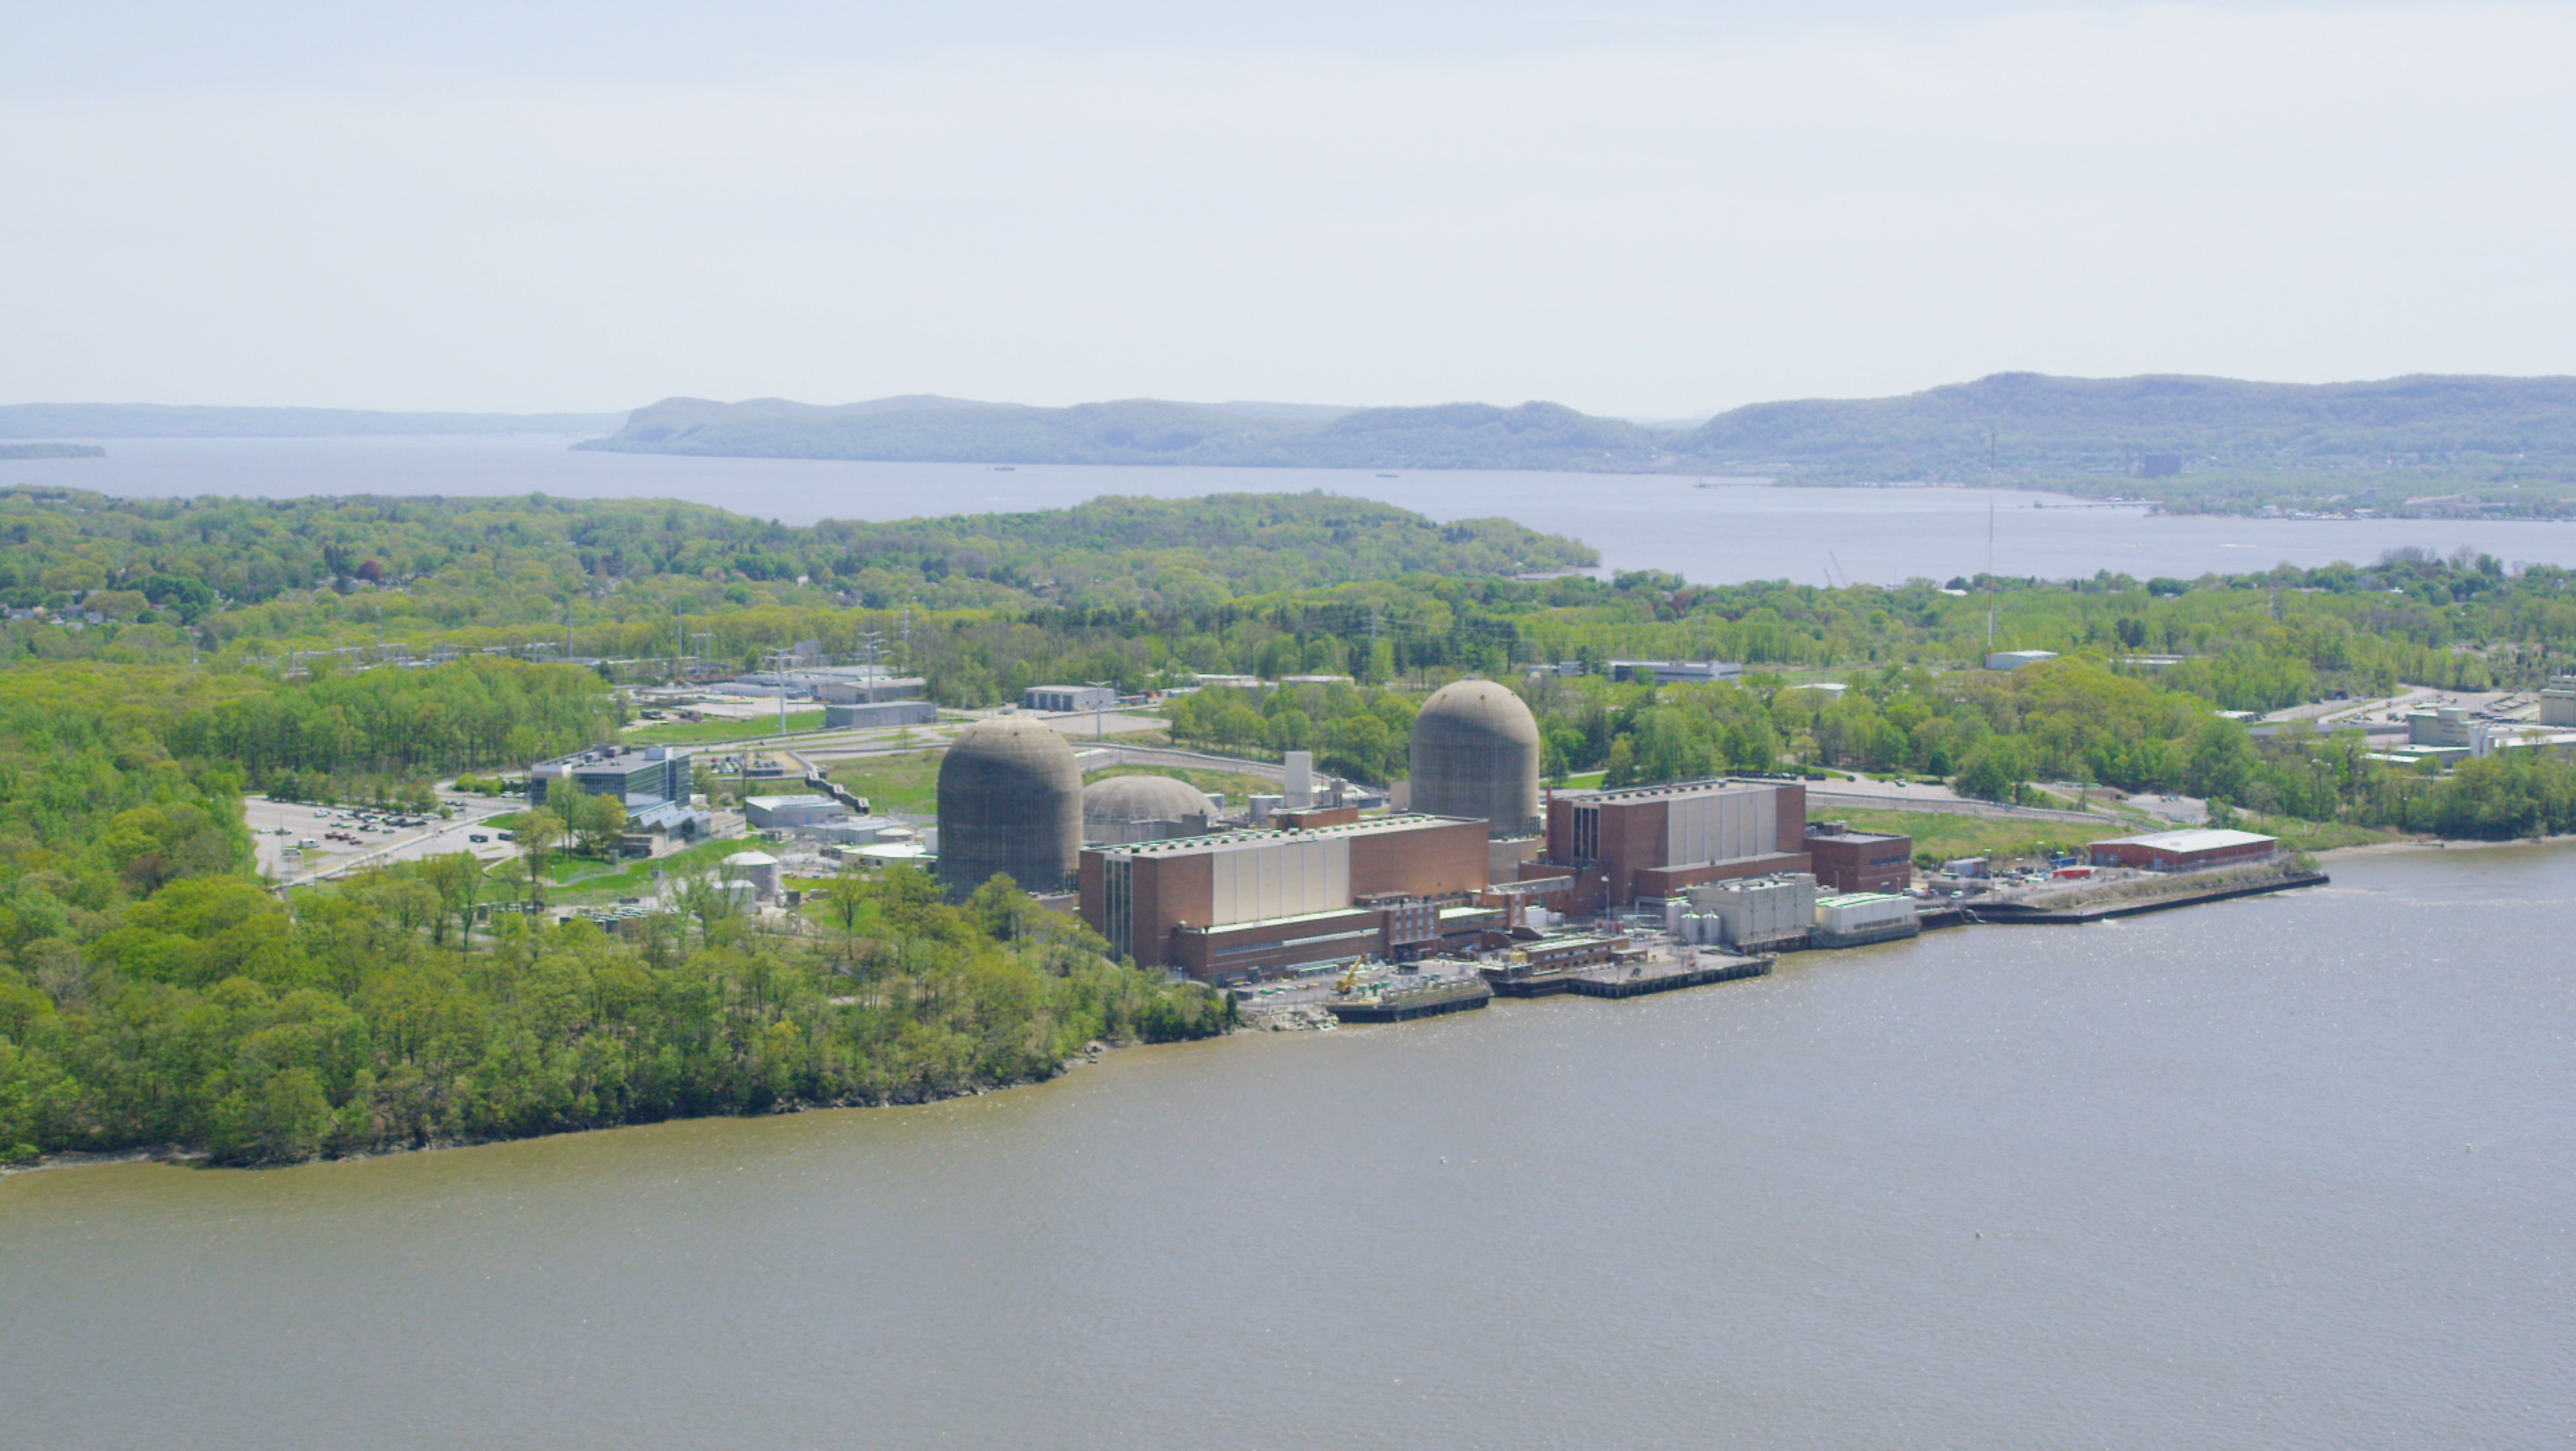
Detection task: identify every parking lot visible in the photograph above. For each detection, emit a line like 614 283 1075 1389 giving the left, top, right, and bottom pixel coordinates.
248 793 524 885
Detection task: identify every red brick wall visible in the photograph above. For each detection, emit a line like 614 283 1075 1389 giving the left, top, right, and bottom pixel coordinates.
1349 819 1488 900
1806 831 1912 893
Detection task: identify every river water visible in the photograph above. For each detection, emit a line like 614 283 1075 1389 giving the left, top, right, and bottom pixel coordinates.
9 434 2575 586
5 847 2568 1449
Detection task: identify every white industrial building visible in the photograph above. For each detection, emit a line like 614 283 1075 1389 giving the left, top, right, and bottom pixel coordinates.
1687 873 1817 949
744 794 853 830
1025 685 1120 713
1813 892 1920 946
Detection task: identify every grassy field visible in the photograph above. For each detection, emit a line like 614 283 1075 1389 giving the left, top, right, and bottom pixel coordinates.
625 710 826 745
2239 812 2404 853
825 751 945 814
1821 808 2103 867
550 837 745 903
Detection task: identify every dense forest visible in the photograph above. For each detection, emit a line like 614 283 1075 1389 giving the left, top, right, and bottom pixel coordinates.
0 657 1225 1166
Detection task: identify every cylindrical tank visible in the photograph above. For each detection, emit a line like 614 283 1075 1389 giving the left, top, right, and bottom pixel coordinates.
1082 774 1218 845
1408 677 1541 838
935 716 1083 900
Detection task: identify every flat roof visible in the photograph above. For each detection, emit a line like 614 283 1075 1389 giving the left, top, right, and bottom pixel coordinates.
745 794 840 809
2090 828 2277 852
1097 813 1476 857
1554 776 1789 804
1816 892 1911 907
535 743 689 769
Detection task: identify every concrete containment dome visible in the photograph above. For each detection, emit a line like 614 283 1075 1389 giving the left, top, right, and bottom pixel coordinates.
1408 677 1541 838
1083 774 1217 844
935 716 1083 900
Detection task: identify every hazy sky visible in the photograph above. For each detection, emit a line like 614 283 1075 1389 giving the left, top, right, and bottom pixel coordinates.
7 1 2571 416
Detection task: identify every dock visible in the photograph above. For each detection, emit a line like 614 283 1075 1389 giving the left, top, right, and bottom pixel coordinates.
1967 869 2329 925
1564 953 1771 998
1484 950 1771 1000
1324 976 1493 1023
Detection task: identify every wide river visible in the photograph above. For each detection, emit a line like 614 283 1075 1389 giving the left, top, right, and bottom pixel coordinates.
5 847 2568 1449
11 434 2576 584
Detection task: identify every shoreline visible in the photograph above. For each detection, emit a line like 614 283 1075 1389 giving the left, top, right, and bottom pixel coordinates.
13 841 2566 1182
2313 833 2576 861
0 1040 1138 1182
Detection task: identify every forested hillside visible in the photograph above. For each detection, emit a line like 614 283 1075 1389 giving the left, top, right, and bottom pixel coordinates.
570 375 2576 515
1679 372 2576 515
577 396 1674 470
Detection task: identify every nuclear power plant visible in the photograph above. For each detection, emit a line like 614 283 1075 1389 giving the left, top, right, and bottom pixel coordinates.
1408 678 1540 838
935 716 1084 900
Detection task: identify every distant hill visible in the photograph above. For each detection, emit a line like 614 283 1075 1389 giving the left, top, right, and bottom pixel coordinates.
576 374 2576 483
0 403 626 439
575 396 1675 470
1677 372 2576 476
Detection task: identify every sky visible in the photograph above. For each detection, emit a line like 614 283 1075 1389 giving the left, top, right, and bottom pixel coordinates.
5 1 2572 418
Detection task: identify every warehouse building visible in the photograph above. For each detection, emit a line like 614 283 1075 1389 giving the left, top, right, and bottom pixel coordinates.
1079 814 1493 981
1803 821 1914 894
2087 827 2279 871
1986 650 2059 671
744 793 852 831
529 743 693 811
1608 659 1743 686
823 699 938 729
1527 778 1811 913
1025 685 1120 713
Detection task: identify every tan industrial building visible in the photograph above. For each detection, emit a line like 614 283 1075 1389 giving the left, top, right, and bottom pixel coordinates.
1528 778 1811 913
1079 814 1494 982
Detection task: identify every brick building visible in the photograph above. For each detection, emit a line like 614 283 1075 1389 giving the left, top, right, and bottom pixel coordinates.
1079 814 1492 981
1527 778 1811 913
1803 821 1914 894
2087 828 2279 871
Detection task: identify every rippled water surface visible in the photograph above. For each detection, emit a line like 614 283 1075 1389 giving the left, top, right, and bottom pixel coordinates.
7 848 2571 1449
9 434 2574 584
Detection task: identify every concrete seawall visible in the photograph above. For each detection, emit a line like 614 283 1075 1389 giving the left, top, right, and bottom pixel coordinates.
1967 870 2330 925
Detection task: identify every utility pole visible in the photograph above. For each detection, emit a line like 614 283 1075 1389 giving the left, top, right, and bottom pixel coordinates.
764 647 794 735
1086 679 1116 739
1986 428 1999 659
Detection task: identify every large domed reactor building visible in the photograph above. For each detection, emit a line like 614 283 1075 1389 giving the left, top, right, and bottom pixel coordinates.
1083 774 1219 845
935 716 1084 900
1408 678 1541 838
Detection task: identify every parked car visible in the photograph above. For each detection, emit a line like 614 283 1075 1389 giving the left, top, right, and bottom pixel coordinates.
468 833 489 844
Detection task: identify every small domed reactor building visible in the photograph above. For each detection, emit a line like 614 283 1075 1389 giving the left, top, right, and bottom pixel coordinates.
935 716 1083 900
1409 678 1541 838
1083 774 1218 846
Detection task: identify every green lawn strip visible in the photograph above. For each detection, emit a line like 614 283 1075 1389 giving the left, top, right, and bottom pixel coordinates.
547 837 747 903
624 710 826 745
2237 812 2403 854
823 751 945 814
1819 808 2103 867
